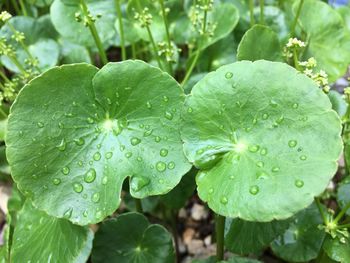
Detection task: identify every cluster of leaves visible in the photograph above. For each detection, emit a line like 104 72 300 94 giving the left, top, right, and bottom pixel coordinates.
0 0 350 263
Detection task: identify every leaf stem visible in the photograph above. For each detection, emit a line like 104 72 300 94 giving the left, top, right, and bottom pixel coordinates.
290 0 304 36
18 0 28 16
131 43 136 59
134 198 143 213
259 0 264 24
315 198 329 225
115 0 126 61
159 0 173 75
334 201 350 224
293 48 301 71
215 214 225 261
80 0 108 65
0 68 10 83
10 0 20 15
249 0 255 27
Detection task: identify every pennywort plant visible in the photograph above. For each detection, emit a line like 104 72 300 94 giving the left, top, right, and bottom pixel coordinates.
1 0 350 263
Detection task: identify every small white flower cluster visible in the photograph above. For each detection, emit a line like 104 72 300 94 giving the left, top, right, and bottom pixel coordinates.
134 8 153 28
75 11 101 27
286 37 306 48
0 11 12 23
157 42 180 63
283 37 306 59
189 0 216 37
299 57 330 93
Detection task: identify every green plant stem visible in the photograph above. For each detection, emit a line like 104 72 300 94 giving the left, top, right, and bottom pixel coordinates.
115 0 126 61
80 0 108 65
181 0 209 87
339 223 350 229
315 197 329 225
259 0 264 24
169 209 180 262
18 0 28 16
7 23 41 73
10 0 21 16
159 0 173 75
215 214 225 261
293 49 301 71
0 107 8 118
131 43 136 59
134 198 143 213
249 0 255 26
9 55 27 75
0 69 10 83
290 0 304 36
334 201 350 224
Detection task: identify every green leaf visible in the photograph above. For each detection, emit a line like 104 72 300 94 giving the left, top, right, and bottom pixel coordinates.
6 61 191 225
323 236 350 263
192 256 262 263
0 119 7 141
237 25 282 62
59 39 92 64
50 0 117 47
336 177 350 216
225 218 290 254
123 194 159 213
11 200 93 263
91 212 175 263
327 90 347 119
271 203 326 262
337 6 350 31
294 0 350 82
0 16 60 73
180 60 342 221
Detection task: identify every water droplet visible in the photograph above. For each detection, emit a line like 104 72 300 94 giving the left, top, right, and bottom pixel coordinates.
106 98 112 105
146 101 152 109
262 113 269 120
83 210 88 217
137 156 142 162
63 208 73 218
102 176 108 185
143 129 153 137
248 145 259 153
270 100 278 107
78 160 83 167
272 166 280 172
92 193 100 203
84 168 96 183
74 137 85 146
229 175 235 180
62 166 70 175
256 161 264 168
187 107 193 113
208 188 214 194
300 155 307 161
288 140 297 148
256 171 268 179
65 113 73 117
87 117 94 124
37 122 44 128
105 152 113 159
249 185 259 195
139 124 144 129
125 152 132 158
131 176 150 192
260 148 267 155
295 179 304 188
276 115 284 124
196 149 204 155
225 72 233 79
131 137 141 146
164 111 173 120
93 152 101 161
163 96 169 102
292 103 299 109
73 183 83 193
167 161 175 170
58 122 64 129
160 149 168 157
156 161 166 172
95 211 102 219
120 145 125 151
253 118 258 124
56 138 66 151
52 178 61 185
32 174 38 179
220 196 228 204
155 136 161 143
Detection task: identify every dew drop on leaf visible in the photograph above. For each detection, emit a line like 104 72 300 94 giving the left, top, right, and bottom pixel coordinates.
83 210 88 217
146 101 152 109
58 122 64 129
187 107 193 113
270 100 278 107
95 211 102 219
37 122 44 128
155 136 161 143
56 138 66 151
160 149 168 157
260 148 267 155
52 178 61 185
292 103 299 109
249 185 259 195
63 208 73 219
164 111 173 120
73 183 83 193
299 155 307 161
167 161 175 170
102 176 108 185
225 72 233 79
130 137 141 146
262 113 269 120
208 188 214 194
105 152 113 159
130 176 150 192
87 117 94 124
125 152 132 158
295 179 304 188
272 166 280 172
92 193 100 203
248 145 259 153
93 152 101 161
61 166 70 175
163 96 169 102
229 175 235 180
74 137 85 146
84 168 96 183
143 129 153 137
220 196 228 204
288 140 297 148
256 161 264 168
156 161 166 172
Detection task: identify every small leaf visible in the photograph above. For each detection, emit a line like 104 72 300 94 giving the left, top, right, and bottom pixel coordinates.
237 25 282 62
336 177 350 216
328 90 347 119
6 61 191 225
225 218 290 254
11 201 93 263
91 212 175 263
323 235 350 263
271 203 326 262
180 60 342 221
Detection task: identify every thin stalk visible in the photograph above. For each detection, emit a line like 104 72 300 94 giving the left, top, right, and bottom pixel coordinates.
334 201 350 224
169 209 180 262
131 43 136 59
115 0 126 60
80 0 108 65
181 0 209 87
215 214 225 261
159 0 173 75
259 0 264 24
290 0 304 36
18 0 28 16
0 107 8 118
134 198 143 213
7 23 41 73
338 223 350 229
0 69 10 83
293 48 301 71
249 0 255 26
8 55 27 74
315 198 329 225
10 0 20 15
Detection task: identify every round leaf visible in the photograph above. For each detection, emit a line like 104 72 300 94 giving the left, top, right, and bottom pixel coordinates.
11 201 93 263
91 212 175 263
336 177 350 216
237 25 282 62
294 0 350 82
271 203 326 262
6 61 191 225
180 60 342 221
323 235 350 263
